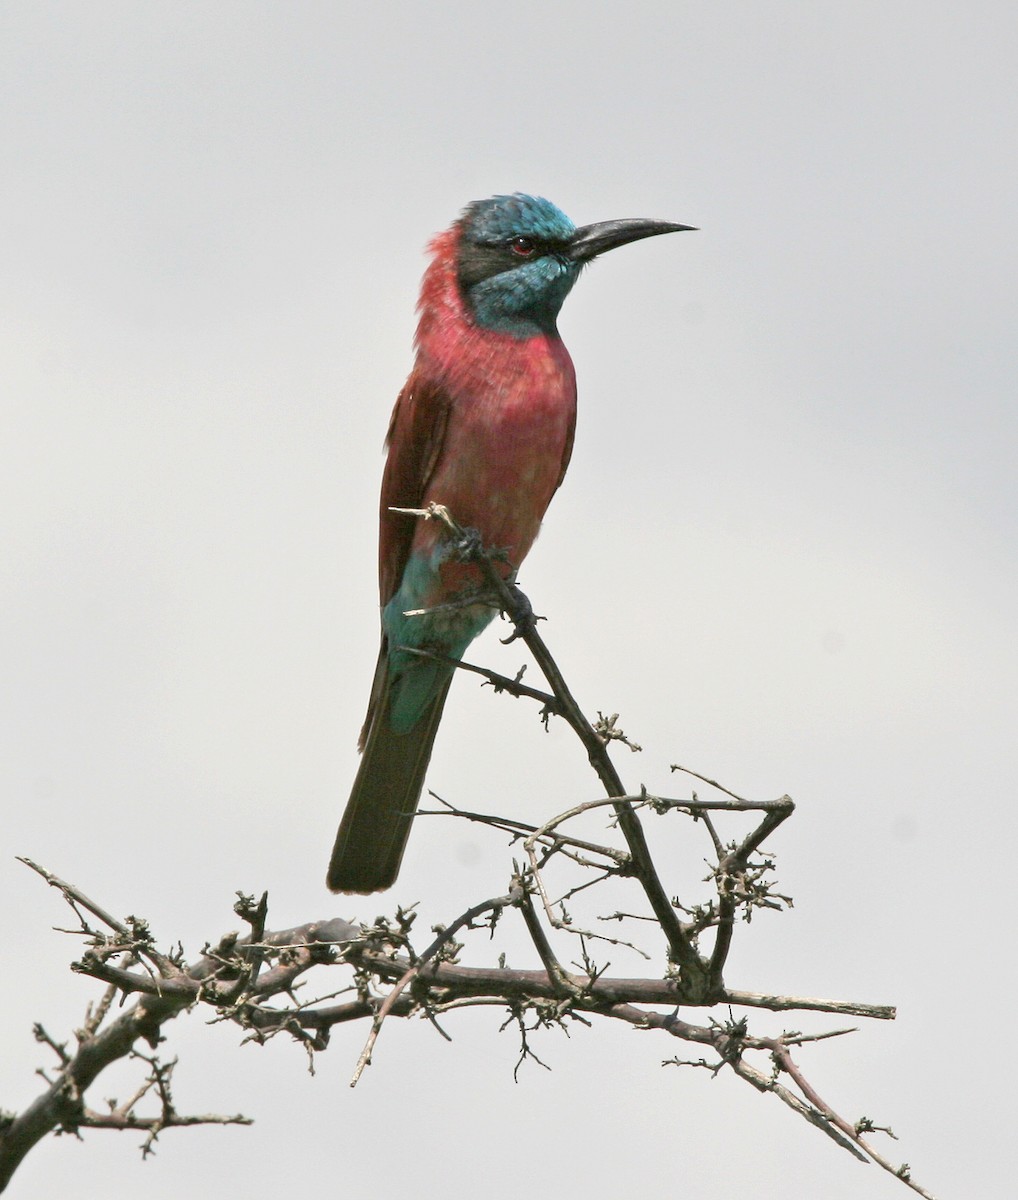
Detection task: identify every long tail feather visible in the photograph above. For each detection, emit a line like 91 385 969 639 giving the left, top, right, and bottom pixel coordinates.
327 661 451 894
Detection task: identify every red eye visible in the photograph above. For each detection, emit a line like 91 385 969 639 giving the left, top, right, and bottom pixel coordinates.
510 236 537 256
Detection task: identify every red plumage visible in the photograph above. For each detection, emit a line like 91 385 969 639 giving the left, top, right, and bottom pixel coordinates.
328 224 577 893
379 226 576 609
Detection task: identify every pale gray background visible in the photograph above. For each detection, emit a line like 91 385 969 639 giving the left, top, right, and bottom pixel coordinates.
2 3 1014 1197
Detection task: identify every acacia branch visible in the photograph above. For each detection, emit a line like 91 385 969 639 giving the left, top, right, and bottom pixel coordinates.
4 528 933 1197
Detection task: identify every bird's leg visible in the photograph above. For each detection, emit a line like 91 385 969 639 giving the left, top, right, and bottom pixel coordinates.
449 523 486 563
442 527 538 643
500 581 543 644
391 501 534 636
441 514 513 575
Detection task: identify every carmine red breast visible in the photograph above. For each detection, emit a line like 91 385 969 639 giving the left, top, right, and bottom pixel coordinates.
408 228 577 592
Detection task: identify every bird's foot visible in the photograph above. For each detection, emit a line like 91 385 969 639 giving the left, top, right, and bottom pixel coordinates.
450 524 485 562
447 524 512 571
500 584 544 644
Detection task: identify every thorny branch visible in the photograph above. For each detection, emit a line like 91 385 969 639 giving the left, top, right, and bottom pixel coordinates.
393 504 709 986
2 509 936 1198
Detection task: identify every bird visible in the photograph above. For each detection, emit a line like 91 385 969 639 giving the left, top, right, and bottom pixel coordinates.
327 193 693 893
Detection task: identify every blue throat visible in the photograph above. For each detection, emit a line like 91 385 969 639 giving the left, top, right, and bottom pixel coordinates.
468 261 580 337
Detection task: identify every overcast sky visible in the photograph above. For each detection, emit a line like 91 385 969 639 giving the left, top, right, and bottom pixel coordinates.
2 4 1015 1198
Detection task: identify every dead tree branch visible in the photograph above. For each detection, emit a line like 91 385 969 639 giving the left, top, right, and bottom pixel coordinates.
2 513 936 1197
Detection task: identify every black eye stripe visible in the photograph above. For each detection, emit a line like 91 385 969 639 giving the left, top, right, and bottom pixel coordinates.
457 235 572 296
475 236 570 254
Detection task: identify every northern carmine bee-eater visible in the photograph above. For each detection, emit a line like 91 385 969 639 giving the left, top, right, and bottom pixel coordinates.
327 193 693 893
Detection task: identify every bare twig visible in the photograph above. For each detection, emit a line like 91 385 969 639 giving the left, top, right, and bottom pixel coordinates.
349 886 521 1087
400 647 563 714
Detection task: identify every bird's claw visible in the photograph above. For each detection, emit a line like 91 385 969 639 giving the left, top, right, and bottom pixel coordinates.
500 585 543 643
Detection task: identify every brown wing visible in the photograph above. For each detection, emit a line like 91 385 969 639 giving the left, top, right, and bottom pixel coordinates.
377 372 453 606
358 373 452 751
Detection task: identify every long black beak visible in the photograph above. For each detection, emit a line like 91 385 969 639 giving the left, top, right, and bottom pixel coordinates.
567 217 696 263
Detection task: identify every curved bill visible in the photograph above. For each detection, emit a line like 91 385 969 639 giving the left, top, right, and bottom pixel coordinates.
567 217 697 263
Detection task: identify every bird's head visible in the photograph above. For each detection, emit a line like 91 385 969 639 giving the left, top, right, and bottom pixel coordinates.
456 193 694 339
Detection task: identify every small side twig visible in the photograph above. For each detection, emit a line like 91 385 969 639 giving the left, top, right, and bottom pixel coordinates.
349 886 521 1087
